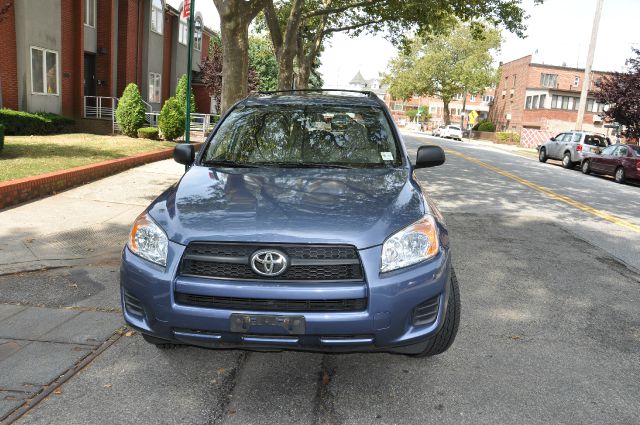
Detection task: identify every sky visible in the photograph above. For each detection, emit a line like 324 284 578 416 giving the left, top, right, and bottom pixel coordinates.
174 0 640 88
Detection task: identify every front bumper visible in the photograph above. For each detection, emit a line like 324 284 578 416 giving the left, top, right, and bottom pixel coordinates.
120 241 452 354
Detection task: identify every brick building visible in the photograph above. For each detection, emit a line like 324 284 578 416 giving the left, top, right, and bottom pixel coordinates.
488 55 614 134
0 0 214 125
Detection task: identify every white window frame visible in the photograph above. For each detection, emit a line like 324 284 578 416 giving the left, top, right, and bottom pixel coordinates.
150 0 163 35
573 76 580 87
178 20 188 45
84 0 96 28
30 46 59 96
149 72 162 103
194 19 203 50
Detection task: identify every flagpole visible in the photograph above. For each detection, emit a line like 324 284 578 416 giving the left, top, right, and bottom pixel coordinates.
184 0 195 145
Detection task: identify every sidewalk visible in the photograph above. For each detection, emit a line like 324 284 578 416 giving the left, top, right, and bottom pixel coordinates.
0 159 184 275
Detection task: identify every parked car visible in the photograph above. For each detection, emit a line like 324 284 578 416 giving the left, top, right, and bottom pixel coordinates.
581 143 640 184
432 126 445 137
120 90 460 357
538 131 608 168
442 125 463 141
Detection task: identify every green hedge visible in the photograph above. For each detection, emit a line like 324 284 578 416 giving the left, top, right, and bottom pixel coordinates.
159 97 185 141
0 123 4 152
137 127 159 140
0 109 74 135
496 131 521 144
115 83 146 137
477 120 496 132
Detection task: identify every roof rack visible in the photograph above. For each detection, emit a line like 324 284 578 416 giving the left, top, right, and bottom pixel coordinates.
254 89 379 99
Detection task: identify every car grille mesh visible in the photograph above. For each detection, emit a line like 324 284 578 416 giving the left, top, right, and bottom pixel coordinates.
412 296 439 326
175 293 367 312
180 243 364 281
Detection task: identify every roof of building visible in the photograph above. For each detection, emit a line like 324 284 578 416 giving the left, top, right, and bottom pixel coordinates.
499 55 615 75
349 71 368 86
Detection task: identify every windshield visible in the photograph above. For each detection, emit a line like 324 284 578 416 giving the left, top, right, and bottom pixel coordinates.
202 105 402 168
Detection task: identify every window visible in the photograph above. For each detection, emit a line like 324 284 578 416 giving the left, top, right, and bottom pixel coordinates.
149 72 161 103
572 133 581 142
584 135 606 147
573 76 580 87
513 74 517 87
561 96 569 110
532 95 539 109
538 94 546 109
151 0 163 34
31 47 58 95
470 95 476 102
453 93 462 100
194 19 203 50
525 96 532 110
616 146 628 157
587 99 594 112
601 145 616 155
178 20 188 45
84 0 96 27
393 102 403 111
540 73 558 88
482 95 494 103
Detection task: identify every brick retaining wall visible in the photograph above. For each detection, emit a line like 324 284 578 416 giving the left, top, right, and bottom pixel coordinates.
0 147 179 210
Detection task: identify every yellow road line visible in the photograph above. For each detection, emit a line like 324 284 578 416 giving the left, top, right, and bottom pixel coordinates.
445 149 640 234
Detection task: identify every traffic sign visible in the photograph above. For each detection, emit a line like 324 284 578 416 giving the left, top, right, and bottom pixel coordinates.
469 110 478 125
183 0 191 18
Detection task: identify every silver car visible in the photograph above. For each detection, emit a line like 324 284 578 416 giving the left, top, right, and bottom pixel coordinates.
538 131 609 168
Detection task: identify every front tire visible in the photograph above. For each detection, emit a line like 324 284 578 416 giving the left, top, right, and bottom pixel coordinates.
615 167 626 184
562 152 574 169
581 160 591 175
410 268 461 357
539 148 548 163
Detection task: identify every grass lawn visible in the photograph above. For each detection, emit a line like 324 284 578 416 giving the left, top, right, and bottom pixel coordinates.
0 133 176 182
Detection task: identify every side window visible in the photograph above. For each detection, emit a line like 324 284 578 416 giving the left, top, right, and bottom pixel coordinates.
601 146 616 155
553 133 565 141
572 133 582 142
616 147 628 157
559 133 572 142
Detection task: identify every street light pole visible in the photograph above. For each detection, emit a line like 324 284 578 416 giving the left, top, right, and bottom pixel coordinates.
575 0 604 130
184 0 196 145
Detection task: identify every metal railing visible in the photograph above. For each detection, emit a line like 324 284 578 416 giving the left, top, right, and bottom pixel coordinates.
84 96 118 120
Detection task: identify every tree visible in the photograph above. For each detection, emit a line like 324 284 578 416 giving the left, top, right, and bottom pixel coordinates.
159 97 185 141
249 35 279 91
175 74 196 115
212 0 266 113
596 48 640 139
384 22 501 125
115 83 146 137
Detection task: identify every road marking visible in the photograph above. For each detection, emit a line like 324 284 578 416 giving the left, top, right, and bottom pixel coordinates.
445 149 640 235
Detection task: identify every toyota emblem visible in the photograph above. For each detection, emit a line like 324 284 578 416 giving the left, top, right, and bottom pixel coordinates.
250 249 288 277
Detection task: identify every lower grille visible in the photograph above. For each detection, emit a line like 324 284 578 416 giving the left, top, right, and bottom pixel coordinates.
412 296 439 326
175 292 367 312
124 291 144 317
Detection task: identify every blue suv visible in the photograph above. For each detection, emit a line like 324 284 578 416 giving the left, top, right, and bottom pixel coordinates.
120 90 460 357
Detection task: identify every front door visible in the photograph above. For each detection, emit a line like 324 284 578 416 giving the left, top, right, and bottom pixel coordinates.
84 54 96 116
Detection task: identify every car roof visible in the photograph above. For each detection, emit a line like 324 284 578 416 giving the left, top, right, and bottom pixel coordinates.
243 92 383 108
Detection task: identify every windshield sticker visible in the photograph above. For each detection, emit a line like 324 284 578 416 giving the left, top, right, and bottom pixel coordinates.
381 152 394 161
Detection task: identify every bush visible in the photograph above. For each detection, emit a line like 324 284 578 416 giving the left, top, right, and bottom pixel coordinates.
477 120 496 132
137 127 159 140
115 83 146 137
176 74 196 114
159 97 185 141
496 131 521 144
0 108 74 135
0 123 4 152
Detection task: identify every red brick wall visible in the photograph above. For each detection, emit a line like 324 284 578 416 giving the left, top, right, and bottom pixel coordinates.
95 0 115 97
0 0 18 109
488 55 532 132
117 0 141 96
193 84 210 113
162 12 173 103
528 65 611 93
61 0 84 117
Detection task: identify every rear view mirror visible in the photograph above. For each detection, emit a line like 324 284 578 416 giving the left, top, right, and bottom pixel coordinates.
415 145 445 169
174 143 195 165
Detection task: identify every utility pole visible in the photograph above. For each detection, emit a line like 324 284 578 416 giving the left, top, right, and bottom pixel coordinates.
575 0 604 130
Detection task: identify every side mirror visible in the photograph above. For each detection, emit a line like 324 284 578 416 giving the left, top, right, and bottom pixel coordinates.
415 145 445 169
173 143 195 165
550 137 556 141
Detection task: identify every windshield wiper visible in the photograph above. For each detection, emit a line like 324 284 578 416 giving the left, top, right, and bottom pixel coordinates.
262 162 355 169
201 160 261 168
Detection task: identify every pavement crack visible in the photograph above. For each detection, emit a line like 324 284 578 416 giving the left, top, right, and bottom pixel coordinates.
313 355 340 425
211 351 249 425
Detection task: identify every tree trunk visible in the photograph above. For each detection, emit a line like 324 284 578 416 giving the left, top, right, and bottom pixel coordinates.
296 59 312 89
219 15 250 113
442 100 451 125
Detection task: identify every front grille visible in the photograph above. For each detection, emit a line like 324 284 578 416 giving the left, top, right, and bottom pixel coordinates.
180 243 364 281
175 293 367 312
412 296 439 326
124 290 144 317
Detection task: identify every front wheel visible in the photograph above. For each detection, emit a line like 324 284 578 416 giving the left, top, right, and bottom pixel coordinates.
615 167 626 184
562 152 574 169
410 268 461 358
538 148 548 163
581 160 591 175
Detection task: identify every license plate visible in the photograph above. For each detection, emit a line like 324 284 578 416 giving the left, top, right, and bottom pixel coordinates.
230 314 306 335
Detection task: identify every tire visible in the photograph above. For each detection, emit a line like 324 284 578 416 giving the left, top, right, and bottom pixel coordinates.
581 160 591 175
410 268 461 357
614 167 626 184
538 148 548 163
142 333 181 349
562 152 573 169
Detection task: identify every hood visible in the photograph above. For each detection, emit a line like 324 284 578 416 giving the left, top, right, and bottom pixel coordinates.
148 166 426 249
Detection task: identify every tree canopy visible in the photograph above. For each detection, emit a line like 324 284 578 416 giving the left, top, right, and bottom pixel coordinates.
384 22 501 124
596 49 640 139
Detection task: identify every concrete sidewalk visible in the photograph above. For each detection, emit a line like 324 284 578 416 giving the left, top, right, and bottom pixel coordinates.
0 159 184 275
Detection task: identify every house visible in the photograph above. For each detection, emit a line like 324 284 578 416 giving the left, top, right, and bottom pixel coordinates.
0 0 215 132
488 55 614 134
348 70 387 97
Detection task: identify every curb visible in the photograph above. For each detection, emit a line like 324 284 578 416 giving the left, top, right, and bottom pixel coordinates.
0 143 200 210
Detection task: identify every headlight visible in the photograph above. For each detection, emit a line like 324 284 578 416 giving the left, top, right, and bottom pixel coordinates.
381 215 439 273
127 212 168 266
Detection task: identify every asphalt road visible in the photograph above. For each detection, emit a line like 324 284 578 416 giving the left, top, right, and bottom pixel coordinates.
4 134 640 424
